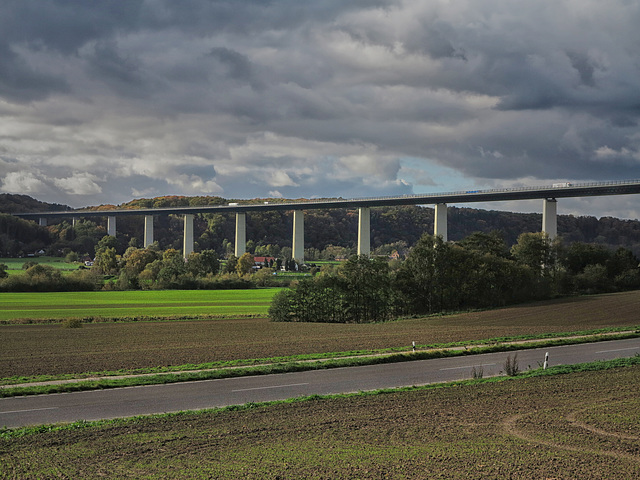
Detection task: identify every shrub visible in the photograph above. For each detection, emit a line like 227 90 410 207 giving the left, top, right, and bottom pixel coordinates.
504 354 520 376
61 318 82 328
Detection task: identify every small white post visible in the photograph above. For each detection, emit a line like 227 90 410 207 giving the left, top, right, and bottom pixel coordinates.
543 352 549 370
412 341 416 353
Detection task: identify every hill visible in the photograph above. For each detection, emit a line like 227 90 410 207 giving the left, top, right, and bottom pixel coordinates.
0 194 71 214
2 193 640 257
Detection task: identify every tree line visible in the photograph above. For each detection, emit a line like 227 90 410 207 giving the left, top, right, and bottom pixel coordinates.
269 231 640 323
5 193 640 260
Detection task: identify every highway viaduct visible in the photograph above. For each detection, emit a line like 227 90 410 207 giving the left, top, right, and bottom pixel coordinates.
14 180 640 261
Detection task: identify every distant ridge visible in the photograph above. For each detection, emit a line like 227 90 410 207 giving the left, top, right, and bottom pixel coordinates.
0 193 72 214
2 194 640 256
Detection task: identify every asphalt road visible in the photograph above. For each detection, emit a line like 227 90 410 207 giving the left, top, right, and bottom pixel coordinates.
1 337 639 429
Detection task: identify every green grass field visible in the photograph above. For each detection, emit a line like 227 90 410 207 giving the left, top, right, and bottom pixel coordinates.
0 256 82 276
0 289 280 321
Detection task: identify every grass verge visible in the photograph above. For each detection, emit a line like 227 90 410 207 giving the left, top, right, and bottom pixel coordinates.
2 355 639 438
2 330 638 398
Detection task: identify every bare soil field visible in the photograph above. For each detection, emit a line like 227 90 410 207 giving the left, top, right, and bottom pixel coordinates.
1 364 638 479
2 291 639 378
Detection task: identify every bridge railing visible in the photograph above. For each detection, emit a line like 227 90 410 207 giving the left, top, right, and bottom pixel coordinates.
276 179 640 206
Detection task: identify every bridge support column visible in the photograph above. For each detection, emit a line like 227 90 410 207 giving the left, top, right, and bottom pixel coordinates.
235 213 246 257
542 198 557 240
72 217 77 227
107 216 116 237
38 217 47 227
183 214 194 259
293 210 304 263
358 207 370 256
144 215 154 248
434 203 448 241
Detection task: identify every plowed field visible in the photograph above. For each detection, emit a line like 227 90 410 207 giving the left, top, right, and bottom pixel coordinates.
2 364 638 479
2 290 639 378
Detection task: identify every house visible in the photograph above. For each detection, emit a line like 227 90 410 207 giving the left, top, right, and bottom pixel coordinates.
253 256 276 267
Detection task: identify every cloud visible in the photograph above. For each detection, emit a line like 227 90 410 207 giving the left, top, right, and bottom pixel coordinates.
52 172 102 195
0 0 639 218
1 170 46 193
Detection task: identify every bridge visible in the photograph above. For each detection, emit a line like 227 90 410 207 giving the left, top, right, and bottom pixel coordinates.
14 180 640 261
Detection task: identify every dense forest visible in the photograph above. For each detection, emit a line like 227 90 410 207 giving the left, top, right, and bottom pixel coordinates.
2 193 640 259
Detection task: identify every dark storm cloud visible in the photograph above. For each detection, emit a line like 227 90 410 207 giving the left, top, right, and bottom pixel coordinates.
1 0 640 218
0 43 69 103
0 0 144 53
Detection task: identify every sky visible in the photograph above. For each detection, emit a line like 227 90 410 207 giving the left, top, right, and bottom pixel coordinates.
1 0 640 219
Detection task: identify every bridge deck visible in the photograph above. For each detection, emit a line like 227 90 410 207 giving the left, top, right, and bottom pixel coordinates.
13 180 640 218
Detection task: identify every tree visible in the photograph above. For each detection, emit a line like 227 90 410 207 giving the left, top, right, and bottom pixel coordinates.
223 255 238 274
395 234 450 314
94 246 118 274
94 235 119 274
122 247 158 276
269 255 391 324
186 250 220 277
157 248 186 284
96 235 118 252
65 251 79 263
562 242 611 275
510 232 560 277
459 231 509 258
338 255 392 323
574 264 610 293
236 252 255 276
0 263 8 279
269 288 296 322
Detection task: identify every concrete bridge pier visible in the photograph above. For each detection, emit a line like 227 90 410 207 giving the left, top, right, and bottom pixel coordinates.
183 214 194 259
434 203 448 241
358 207 371 256
235 213 246 257
293 210 304 263
144 215 154 247
39 217 47 227
543 198 558 240
107 216 116 236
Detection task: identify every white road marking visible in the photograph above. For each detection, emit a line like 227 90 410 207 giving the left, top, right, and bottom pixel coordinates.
232 383 309 393
439 363 496 371
0 407 59 415
595 347 639 354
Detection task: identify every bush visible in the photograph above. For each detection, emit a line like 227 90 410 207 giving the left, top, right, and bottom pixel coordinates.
61 318 82 328
504 354 520 376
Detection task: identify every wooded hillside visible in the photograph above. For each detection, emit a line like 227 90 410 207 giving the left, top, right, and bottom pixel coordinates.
2 194 640 257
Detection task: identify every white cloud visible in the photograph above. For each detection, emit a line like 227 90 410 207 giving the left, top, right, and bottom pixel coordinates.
267 171 298 188
52 173 102 195
167 174 223 195
1 171 46 193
